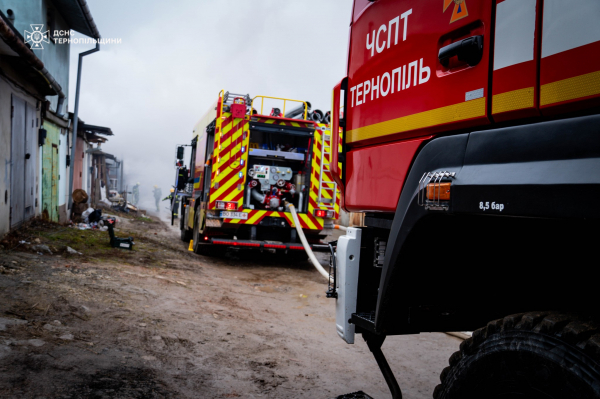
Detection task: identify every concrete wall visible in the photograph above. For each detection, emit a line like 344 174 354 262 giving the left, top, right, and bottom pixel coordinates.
0 0 71 113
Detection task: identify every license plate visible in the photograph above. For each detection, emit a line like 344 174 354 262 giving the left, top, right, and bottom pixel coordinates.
220 211 248 220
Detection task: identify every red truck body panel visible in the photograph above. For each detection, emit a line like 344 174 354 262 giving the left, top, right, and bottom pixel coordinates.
346 0 493 147
341 0 600 213
344 137 430 212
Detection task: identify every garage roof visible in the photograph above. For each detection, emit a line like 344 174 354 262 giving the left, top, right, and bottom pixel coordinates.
52 0 101 39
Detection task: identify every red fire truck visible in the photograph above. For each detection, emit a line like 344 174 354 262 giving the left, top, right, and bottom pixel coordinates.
177 91 342 255
329 0 600 398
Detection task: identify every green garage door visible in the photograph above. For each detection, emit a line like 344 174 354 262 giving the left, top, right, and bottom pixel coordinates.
42 121 60 222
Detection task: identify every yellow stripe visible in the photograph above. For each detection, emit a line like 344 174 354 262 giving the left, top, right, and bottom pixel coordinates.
492 87 534 114
299 214 318 230
214 143 242 184
222 189 241 202
212 169 240 197
540 70 600 107
347 97 486 143
247 211 265 224
221 120 233 136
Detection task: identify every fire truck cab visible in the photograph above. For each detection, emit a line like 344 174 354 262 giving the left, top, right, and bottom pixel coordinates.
330 0 600 398
178 91 342 255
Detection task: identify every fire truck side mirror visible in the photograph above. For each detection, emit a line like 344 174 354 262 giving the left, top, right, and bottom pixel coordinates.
176 146 185 160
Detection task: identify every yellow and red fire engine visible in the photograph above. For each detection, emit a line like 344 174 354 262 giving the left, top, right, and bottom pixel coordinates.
177 91 341 255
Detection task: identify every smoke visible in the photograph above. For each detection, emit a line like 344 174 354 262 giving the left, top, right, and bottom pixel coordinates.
68 0 352 212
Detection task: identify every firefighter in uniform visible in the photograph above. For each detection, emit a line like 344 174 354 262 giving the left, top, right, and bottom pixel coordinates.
162 188 179 219
132 183 140 206
153 185 162 212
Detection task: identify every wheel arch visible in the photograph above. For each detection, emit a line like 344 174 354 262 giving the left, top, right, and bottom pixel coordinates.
375 114 600 333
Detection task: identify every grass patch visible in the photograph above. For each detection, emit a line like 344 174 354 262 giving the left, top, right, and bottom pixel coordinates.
134 216 154 223
40 228 108 249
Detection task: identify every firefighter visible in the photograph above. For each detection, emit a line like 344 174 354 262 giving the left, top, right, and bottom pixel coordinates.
162 188 179 218
153 185 162 212
132 182 140 205
177 167 189 191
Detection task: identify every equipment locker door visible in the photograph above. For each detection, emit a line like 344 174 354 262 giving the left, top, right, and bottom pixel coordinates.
346 0 494 146
539 0 600 115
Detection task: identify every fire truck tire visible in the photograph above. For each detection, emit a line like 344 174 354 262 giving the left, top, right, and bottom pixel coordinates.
192 212 203 254
179 205 191 242
433 312 600 399
192 220 224 256
180 227 192 242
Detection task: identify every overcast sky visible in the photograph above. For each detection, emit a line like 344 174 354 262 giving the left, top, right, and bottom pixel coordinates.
68 0 353 210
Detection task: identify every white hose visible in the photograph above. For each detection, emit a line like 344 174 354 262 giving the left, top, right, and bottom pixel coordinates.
286 203 330 280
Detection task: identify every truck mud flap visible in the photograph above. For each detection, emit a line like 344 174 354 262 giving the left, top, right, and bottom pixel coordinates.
335 227 362 344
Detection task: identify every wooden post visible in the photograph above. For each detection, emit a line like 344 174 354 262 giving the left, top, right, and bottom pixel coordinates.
349 212 365 227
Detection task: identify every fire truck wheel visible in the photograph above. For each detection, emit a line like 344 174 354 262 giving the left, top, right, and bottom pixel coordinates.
192 223 224 256
192 212 203 254
180 227 192 243
433 312 600 399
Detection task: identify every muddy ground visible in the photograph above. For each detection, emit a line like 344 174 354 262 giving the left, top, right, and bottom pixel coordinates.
0 213 461 398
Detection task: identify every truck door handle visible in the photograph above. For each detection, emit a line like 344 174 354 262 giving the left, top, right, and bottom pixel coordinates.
331 77 347 193
438 35 483 67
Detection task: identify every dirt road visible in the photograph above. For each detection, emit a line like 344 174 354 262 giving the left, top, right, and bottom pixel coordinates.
0 214 461 398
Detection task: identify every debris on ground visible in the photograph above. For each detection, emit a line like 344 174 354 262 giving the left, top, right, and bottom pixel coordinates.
0 214 459 398
65 246 82 255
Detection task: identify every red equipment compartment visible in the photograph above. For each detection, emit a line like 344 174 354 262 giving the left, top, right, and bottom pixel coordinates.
539 0 600 115
231 97 246 118
491 0 542 122
345 0 493 147
344 137 430 212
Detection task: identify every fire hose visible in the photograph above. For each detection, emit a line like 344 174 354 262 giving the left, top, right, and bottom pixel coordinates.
286 202 348 280
286 202 330 280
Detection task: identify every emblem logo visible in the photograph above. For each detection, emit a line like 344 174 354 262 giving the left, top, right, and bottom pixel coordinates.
443 0 468 24
24 24 50 50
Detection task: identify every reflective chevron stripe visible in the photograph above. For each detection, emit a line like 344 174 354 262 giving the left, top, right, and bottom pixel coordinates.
205 115 341 231
209 113 249 210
